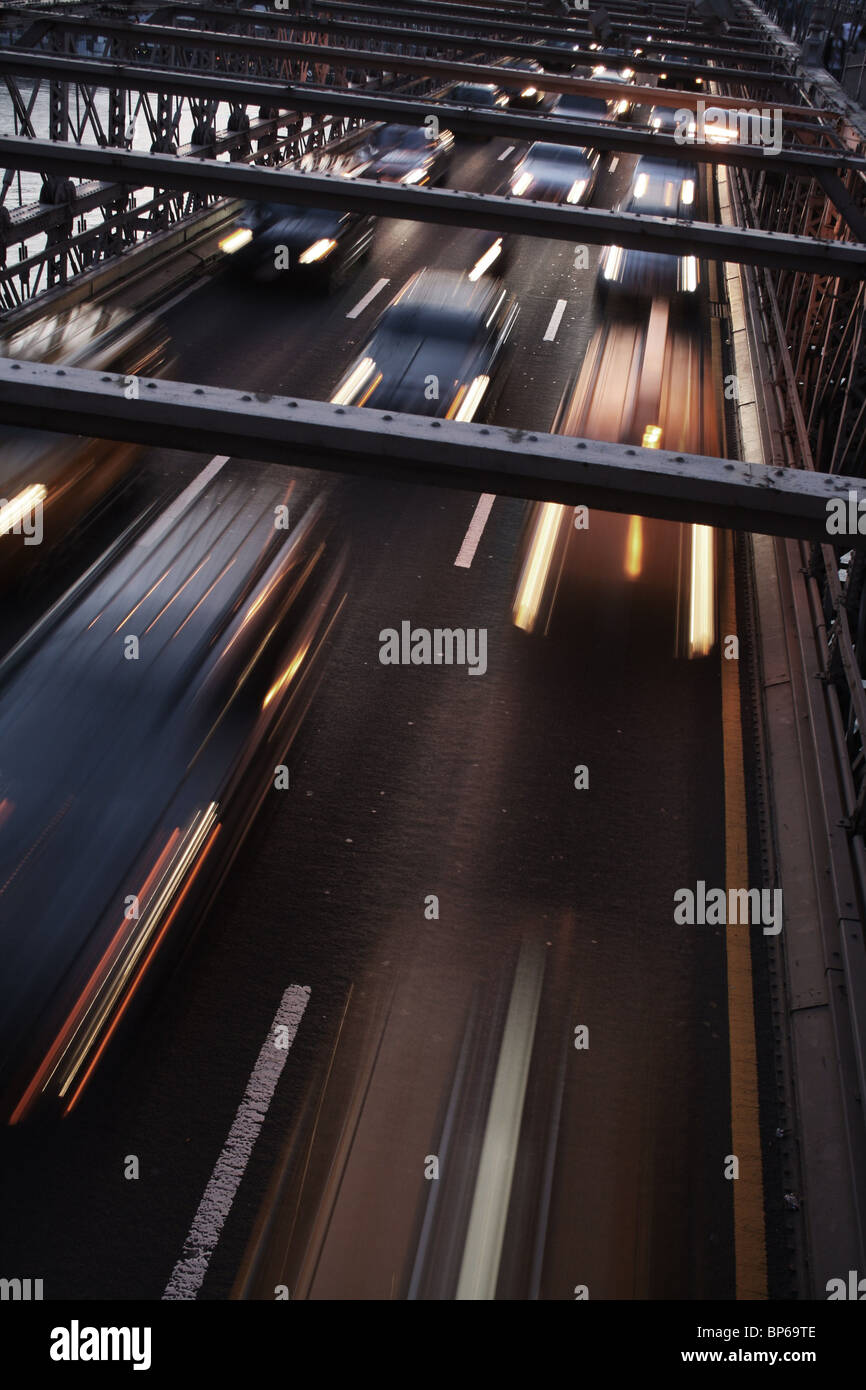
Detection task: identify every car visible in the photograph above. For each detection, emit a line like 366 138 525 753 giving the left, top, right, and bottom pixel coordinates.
656 53 707 94
587 69 636 117
447 81 509 134
500 58 554 112
0 471 346 1122
509 141 600 206
219 201 375 290
539 38 584 74
596 156 701 303
587 44 638 80
330 269 518 420
0 305 174 586
351 122 454 186
551 91 613 123
649 105 698 144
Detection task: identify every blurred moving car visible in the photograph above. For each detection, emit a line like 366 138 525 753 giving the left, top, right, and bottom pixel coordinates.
656 54 706 93
500 57 554 111
587 44 638 80
0 306 174 586
510 141 600 205
351 122 454 186
0 471 346 1122
512 305 719 657
539 38 584 74
219 201 375 290
330 268 518 420
587 69 636 117
596 156 701 303
448 81 509 110
551 91 613 123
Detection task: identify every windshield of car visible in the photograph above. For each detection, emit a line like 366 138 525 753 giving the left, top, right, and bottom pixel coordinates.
383 305 481 341
452 85 496 104
372 125 426 149
626 180 693 217
527 142 590 167
556 95 609 117
243 202 337 232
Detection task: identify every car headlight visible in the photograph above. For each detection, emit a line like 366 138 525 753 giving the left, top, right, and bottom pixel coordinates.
0 483 46 536
219 227 253 255
331 356 379 406
603 246 624 281
299 238 337 264
680 256 699 292
402 167 428 185
468 238 503 281
448 375 490 422
566 179 588 204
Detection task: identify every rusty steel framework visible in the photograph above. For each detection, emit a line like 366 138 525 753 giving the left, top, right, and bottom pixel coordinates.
0 3 476 302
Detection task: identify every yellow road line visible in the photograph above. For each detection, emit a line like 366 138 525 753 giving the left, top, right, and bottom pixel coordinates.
721 530 768 1299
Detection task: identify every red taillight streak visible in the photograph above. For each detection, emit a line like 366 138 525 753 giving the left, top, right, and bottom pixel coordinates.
63 823 221 1115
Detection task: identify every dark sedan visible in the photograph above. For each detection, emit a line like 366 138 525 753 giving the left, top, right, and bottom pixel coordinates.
500 58 554 112
596 156 701 303
0 471 346 1122
510 141 600 206
353 122 454 186
220 202 375 290
330 269 518 421
0 305 174 586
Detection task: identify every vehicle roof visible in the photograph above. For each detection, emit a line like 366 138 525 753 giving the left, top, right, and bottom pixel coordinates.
388 269 503 319
0 305 151 368
524 141 593 163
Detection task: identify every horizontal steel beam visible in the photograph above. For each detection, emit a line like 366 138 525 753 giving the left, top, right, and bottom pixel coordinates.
1 137 863 276
0 7 796 92
0 355 860 541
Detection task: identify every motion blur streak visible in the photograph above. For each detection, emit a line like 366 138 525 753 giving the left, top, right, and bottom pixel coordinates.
456 940 545 1300
64 817 222 1115
512 502 563 633
624 515 643 579
689 525 716 657
0 483 45 535
7 827 182 1125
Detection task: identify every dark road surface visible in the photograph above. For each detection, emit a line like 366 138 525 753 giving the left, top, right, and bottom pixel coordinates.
0 126 751 1299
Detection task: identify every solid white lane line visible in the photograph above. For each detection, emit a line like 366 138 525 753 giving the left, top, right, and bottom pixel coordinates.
163 984 311 1300
609 155 619 171
137 455 230 548
346 277 389 319
455 493 496 568
498 145 516 161
543 299 567 342
456 941 545 1300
